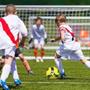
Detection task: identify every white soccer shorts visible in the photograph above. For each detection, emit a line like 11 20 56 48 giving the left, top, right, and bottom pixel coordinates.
34 39 45 49
1 46 16 58
56 42 85 60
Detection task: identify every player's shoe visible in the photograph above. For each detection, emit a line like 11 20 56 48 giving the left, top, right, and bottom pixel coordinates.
40 57 44 62
14 79 22 86
28 70 34 75
0 80 10 90
60 73 66 79
36 58 39 62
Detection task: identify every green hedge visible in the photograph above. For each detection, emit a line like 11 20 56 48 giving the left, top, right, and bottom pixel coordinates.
0 0 90 5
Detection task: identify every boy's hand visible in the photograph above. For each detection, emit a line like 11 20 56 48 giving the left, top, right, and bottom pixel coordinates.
45 38 47 43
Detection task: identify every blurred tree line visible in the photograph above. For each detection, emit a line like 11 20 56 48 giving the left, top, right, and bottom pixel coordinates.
0 0 90 5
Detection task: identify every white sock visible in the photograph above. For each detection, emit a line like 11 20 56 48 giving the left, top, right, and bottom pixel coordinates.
84 61 90 68
11 60 19 80
55 57 64 74
0 64 11 81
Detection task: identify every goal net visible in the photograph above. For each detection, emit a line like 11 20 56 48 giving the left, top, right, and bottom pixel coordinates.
29 16 90 49
0 5 90 59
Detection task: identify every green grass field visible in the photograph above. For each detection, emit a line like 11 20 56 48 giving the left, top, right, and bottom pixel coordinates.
0 50 90 90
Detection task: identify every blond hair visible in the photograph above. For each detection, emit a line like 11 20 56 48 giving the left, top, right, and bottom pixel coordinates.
55 14 66 23
5 4 16 15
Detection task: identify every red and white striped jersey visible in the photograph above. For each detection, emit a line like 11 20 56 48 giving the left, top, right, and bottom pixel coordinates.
58 24 75 44
0 14 27 49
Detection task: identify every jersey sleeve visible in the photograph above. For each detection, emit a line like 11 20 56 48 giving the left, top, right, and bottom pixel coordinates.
59 26 66 32
42 25 47 39
18 18 28 37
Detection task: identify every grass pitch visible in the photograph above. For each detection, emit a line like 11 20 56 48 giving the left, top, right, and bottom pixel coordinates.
0 60 90 90
0 49 90 90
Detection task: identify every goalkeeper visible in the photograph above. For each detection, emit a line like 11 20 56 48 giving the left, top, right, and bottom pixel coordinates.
51 14 90 79
29 17 47 62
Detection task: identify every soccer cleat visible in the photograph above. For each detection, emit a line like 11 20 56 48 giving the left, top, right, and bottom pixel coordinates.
28 70 34 75
14 79 22 86
60 73 66 79
0 80 10 90
40 58 44 62
36 58 39 62
39 57 44 62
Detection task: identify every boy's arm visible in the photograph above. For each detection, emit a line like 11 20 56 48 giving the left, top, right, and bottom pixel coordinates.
29 26 34 44
43 26 47 43
50 29 65 42
19 19 28 47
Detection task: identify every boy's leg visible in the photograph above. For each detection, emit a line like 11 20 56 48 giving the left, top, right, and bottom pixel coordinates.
19 53 33 74
75 49 90 68
0 56 13 81
0 46 16 89
15 48 32 74
40 39 45 62
11 59 21 86
34 39 39 62
11 59 19 80
54 48 65 79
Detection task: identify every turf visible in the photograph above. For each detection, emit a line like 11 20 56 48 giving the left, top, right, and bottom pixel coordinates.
1 59 90 90
22 49 90 56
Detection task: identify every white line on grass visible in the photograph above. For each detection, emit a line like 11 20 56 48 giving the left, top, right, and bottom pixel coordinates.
7 81 90 85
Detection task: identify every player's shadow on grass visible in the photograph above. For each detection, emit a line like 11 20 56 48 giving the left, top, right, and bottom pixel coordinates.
0 84 23 90
8 85 23 90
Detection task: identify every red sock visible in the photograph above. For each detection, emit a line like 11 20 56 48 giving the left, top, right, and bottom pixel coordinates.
40 49 45 58
34 48 38 57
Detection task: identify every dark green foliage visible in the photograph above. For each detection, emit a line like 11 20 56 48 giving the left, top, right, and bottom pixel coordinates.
0 0 90 5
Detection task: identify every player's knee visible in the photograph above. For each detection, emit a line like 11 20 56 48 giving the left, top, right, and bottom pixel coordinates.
4 55 14 65
19 54 24 61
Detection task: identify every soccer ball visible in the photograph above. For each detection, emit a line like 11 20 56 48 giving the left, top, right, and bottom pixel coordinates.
46 67 59 79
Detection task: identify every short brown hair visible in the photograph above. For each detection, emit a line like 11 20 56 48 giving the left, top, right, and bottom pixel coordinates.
55 14 66 23
35 17 43 24
5 4 16 14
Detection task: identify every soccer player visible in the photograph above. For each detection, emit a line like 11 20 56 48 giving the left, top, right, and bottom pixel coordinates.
51 14 90 79
30 17 47 62
0 4 27 90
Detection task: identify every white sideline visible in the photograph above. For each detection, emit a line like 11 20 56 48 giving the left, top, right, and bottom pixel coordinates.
0 56 90 60
15 56 90 60
7 81 90 85
44 46 90 50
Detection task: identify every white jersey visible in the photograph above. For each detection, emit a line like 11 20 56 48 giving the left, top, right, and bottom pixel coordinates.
58 24 81 50
59 24 74 44
56 24 83 60
0 14 27 49
31 24 47 39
